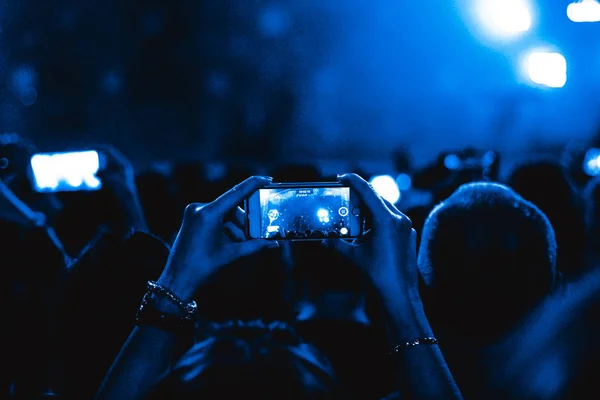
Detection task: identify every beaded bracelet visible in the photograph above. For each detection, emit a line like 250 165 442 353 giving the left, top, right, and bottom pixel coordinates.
134 281 198 333
135 293 194 332
390 337 439 355
146 280 198 315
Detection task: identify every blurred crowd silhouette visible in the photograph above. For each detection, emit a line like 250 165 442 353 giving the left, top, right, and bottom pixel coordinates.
5 131 600 400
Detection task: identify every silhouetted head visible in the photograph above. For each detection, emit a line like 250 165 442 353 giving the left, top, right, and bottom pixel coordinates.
150 321 344 400
418 182 558 341
490 267 600 399
508 160 586 277
582 176 600 263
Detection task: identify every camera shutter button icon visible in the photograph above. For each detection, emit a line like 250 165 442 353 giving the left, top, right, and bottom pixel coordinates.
338 207 349 217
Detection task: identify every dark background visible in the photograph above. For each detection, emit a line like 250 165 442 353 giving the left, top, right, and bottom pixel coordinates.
0 0 599 176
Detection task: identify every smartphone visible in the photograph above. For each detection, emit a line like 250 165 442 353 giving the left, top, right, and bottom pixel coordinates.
30 150 104 192
245 182 366 240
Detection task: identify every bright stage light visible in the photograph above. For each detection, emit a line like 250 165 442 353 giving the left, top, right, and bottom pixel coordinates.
475 0 532 37
369 175 401 204
567 0 600 23
526 51 567 88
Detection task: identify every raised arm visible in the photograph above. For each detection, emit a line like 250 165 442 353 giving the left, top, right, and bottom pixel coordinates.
95 145 149 234
329 173 462 400
94 176 278 400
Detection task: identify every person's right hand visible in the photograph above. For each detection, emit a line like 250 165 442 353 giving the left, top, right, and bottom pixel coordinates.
0 179 46 227
94 144 149 232
95 144 137 194
156 176 279 302
326 173 419 300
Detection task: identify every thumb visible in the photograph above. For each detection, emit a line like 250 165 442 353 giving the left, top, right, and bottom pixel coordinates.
233 239 280 259
322 239 356 260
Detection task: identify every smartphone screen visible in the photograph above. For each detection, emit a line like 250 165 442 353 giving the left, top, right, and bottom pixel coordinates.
30 150 103 192
247 183 363 240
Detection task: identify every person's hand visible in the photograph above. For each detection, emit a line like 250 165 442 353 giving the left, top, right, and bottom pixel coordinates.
95 144 148 232
157 176 279 301
0 178 46 227
95 145 137 195
326 173 419 300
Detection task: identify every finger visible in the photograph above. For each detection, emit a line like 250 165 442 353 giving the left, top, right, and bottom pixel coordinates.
279 240 294 266
93 144 135 180
381 197 413 227
210 176 273 218
381 198 402 216
408 228 419 278
94 144 130 165
337 173 389 222
183 202 206 218
231 239 279 260
224 222 246 242
409 228 417 261
223 205 243 228
352 229 372 245
234 206 245 229
322 238 357 260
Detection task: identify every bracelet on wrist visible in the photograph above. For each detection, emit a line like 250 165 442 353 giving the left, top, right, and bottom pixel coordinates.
390 337 439 355
146 280 197 314
135 281 198 333
135 295 194 332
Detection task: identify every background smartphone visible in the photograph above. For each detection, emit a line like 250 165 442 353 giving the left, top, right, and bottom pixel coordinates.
30 150 104 192
245 182 365 240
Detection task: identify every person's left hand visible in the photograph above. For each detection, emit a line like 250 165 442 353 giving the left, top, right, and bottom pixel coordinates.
326 173 419 301
156 176 279 301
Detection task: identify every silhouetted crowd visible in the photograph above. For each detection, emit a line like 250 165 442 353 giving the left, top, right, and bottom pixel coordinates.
3 133 600 400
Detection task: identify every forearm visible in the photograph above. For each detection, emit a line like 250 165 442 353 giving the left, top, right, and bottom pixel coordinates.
115 188 149 233
381 291 463 400
94 297 187 400
94 326 178 400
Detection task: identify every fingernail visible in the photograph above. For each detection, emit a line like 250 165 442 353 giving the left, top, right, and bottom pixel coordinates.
336 174 346 181
320 240 331 248
261 176 273 181
267 241 280 248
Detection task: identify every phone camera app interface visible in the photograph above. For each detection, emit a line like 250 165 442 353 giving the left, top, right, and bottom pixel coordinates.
260 187 351 239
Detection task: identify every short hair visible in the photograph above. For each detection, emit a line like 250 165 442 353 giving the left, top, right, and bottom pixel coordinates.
150 321 344 400
418 182 558 337
508 160 586 277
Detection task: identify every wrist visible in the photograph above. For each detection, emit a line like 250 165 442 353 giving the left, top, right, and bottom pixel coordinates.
121 193 149 229
372 273 421 305
136 290 196 333
150 294 190 316
385 299 435 343
156 272 199 303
